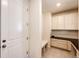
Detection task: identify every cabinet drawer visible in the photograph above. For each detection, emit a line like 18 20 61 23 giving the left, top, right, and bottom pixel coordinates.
51 39 68 49
67 41 72 50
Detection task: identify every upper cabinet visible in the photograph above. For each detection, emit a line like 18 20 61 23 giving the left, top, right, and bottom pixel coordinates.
65 12 78 30
57 14 65 29
52 14 65 29
52 10 78 30
52 15 58 29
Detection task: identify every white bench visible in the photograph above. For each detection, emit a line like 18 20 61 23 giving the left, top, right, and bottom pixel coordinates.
42 40 48 55
42 40 48 48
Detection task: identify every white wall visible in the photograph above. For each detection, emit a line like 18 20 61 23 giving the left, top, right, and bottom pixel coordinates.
29 0 42 58
42 12 51 47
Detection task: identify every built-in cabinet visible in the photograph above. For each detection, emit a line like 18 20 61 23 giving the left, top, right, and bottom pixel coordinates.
51 38 71 50
52 10 78 30
65 12 78 30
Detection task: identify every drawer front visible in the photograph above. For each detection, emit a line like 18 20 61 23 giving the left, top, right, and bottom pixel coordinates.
51 39 68 49
67 41 72 50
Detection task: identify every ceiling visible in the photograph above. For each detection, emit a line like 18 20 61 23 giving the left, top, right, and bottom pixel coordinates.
42 0 78 13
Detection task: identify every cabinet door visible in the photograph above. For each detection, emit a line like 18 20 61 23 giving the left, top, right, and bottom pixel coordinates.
65 13 73 29
57 15 65 29
51 39 68 50
52 14 65 29
67 41 72 50
52 16 58 29
65 12 78 30
72 12 78 30
52 11 78 30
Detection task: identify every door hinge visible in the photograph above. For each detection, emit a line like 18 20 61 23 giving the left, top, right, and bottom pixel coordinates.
26 51 29 55
26 51 29 57
27 51 28 54
26 8 29 12
27 37 29 40
27 23 29 26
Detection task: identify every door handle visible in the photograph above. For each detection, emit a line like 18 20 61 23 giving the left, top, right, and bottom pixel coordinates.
2 44 7 48
2 40 6 43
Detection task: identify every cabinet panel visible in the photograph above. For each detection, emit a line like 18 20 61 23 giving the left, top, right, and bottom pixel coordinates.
57 15 65 29
67 41 72 50
65 13 73 29
51 39 68 50
52 16 58 29
72 12 78 30
52 11 78 30
65 12 78 30
52 15 65 29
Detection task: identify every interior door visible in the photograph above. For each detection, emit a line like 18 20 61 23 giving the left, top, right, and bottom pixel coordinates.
1 0 29 58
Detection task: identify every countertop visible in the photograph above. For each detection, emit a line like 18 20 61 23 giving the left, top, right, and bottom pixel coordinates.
51 34 78 39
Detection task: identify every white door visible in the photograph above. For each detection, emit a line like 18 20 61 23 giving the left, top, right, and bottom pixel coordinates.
1 0 29 58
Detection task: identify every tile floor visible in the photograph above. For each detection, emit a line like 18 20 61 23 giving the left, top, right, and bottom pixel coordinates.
42 47 76 58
